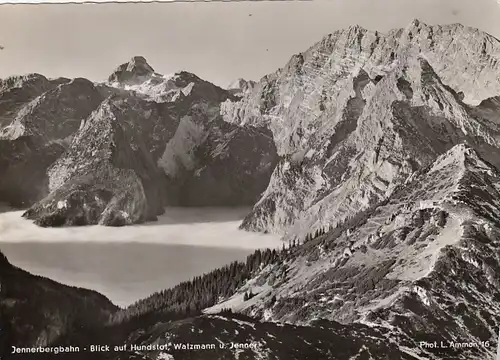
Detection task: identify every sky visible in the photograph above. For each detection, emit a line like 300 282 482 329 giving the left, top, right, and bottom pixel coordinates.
0 0 499 87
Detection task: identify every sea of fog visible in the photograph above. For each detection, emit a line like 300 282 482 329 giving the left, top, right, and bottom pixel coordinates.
0 207 281 308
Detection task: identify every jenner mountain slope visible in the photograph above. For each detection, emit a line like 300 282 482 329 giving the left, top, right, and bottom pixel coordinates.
0 249 418 360
0 56 278 226
2 19 500 360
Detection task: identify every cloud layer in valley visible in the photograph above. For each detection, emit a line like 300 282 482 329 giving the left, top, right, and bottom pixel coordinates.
0 207 282 250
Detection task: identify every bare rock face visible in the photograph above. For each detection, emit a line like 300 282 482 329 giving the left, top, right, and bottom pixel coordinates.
223 20 500 239
22 97 168 227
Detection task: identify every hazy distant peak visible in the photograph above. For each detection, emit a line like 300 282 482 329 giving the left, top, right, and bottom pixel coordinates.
227 78 256 95
0 73 49 91
429 143 497 177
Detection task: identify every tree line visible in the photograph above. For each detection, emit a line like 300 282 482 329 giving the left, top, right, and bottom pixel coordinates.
109 200 391 327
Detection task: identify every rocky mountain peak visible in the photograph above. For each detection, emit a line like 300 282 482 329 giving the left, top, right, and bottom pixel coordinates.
0 74 68 131
107 55 155 85
0 76 103 141
228 78 252 89
225 19 500 241
105 59 233 105
228 136 500 360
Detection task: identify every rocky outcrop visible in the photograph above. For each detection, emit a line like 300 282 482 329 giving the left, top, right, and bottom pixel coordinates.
22 97 168 226
222 20 500 239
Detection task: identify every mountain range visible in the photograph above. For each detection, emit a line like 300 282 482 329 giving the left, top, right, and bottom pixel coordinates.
1 19 500 360
0 56 277 226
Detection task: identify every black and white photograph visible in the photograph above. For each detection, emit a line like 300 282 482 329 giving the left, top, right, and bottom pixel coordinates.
1 0 500 359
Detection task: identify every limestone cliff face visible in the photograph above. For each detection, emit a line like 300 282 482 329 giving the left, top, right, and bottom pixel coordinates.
3 21 500 359
222 20 500 239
